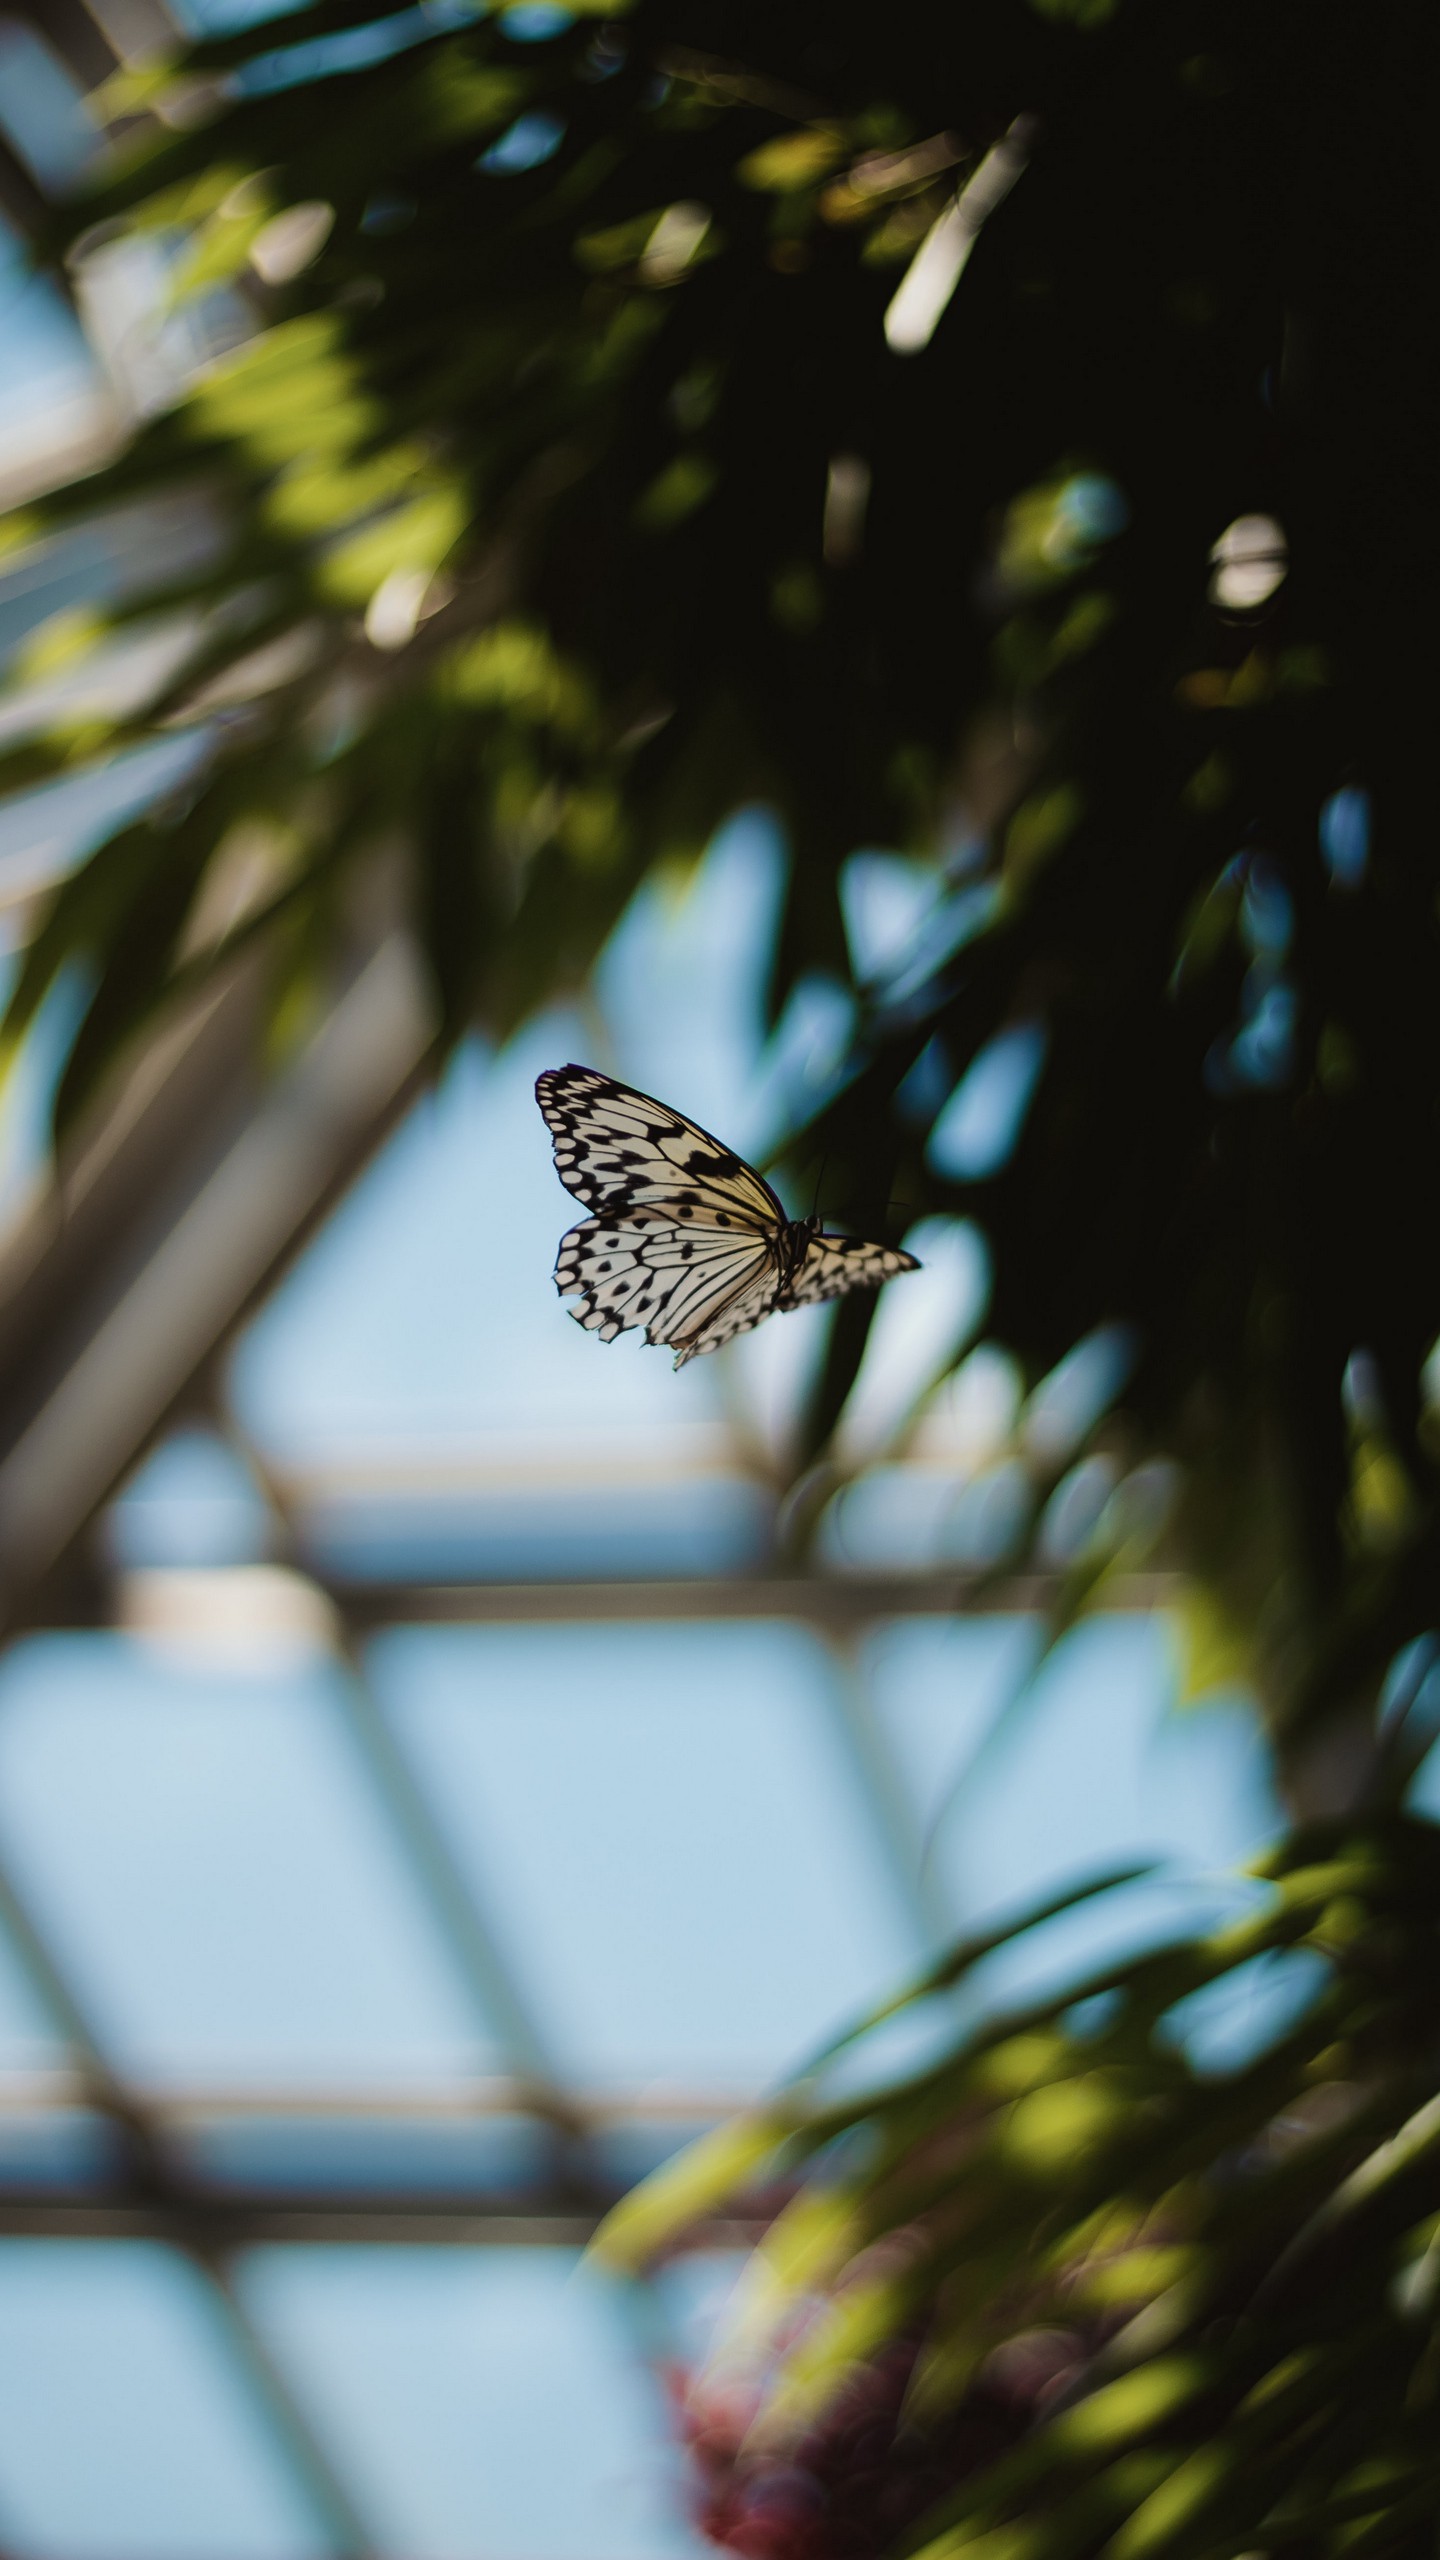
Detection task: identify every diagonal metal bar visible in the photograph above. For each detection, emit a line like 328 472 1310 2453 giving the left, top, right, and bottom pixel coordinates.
191 2256 382 2560
0 934 434 1634
228 1424 583 2136
326 1570 1180 1630
0 2196 769 2247
0 1839 382 2556
0 1856 155 2145
332 1646 580 2126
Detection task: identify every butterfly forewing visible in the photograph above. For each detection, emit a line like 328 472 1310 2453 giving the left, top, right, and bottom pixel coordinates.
536 1065 783 1228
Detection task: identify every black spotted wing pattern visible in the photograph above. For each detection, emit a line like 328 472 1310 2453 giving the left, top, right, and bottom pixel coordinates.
786 1233 921 1307
536 1065 920 1368
554 1213 774 1363
536 1064 781 1226
673 1264 789 1364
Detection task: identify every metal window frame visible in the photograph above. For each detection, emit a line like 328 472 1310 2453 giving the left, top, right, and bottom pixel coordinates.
0 1029 1182 2560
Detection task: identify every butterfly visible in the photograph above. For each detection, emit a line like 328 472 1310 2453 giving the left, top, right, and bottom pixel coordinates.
536 1064 920 1368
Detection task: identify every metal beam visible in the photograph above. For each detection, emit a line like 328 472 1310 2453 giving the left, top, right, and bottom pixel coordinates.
222 1433 591 2140
0 2195 766 2246
0 1837 385 2553
329 1569 1181 1629
193 2264 384 2559
0 936 435 1631
332 1651 582 2127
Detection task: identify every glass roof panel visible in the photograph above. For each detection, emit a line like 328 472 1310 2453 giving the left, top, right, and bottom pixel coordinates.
367 1623 922 2093
0 1636 501 2088
593 811 785 1162
0 21 97 194
588 2114 732 2190
295 1476 772 1587
944 1614 1278 1893
0 2240 330 2558
0 212 97 460
184 2111 553 2199
0 2108 119 2190
104 1429 276 1571
241 2244 705 2560
912 1613 1281 2005
862 1615 1042 1843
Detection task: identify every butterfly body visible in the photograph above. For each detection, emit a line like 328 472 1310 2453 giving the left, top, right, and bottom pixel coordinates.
775 1216 819 1303
536 1064 918 1368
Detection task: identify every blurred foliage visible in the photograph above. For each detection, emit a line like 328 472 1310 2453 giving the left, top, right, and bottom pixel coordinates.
6 9 1440 2542
0 0 1433 1772
602 1773 1440 2560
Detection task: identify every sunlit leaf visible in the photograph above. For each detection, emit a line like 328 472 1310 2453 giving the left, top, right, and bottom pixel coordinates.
592 2110 789 2270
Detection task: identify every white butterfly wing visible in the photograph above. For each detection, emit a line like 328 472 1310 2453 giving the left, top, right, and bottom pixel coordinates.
538 1064 920 1366
670 1263 787 1366
555 1214 776 1361
536 1065 782 1230
787 1233 921 1309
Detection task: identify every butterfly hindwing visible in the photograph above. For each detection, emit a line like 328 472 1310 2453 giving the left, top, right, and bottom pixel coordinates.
536 1065 782 1229
554 1214 776 1355
787 1233 921 1309
671 1264 788 1365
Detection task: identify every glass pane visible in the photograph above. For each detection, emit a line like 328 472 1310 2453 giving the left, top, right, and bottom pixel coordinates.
589 2117 728 2192
863 1615 1043 1840
182 2111 552 2198
296 1477 771 1587
0 2241 329 2558
591 809 785 1159
0 22 96 193
900 1613 1281 2006
0 211 97 464
0 1636 500 2088
368 1624 921 2093
103 1430 275 1571
0 2108 119 2190
242 2245 704 2560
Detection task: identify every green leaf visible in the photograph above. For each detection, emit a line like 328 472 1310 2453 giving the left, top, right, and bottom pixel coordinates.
590 2111 790 2270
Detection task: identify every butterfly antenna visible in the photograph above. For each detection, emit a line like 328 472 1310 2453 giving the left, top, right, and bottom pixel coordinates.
810 1154 828 1222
